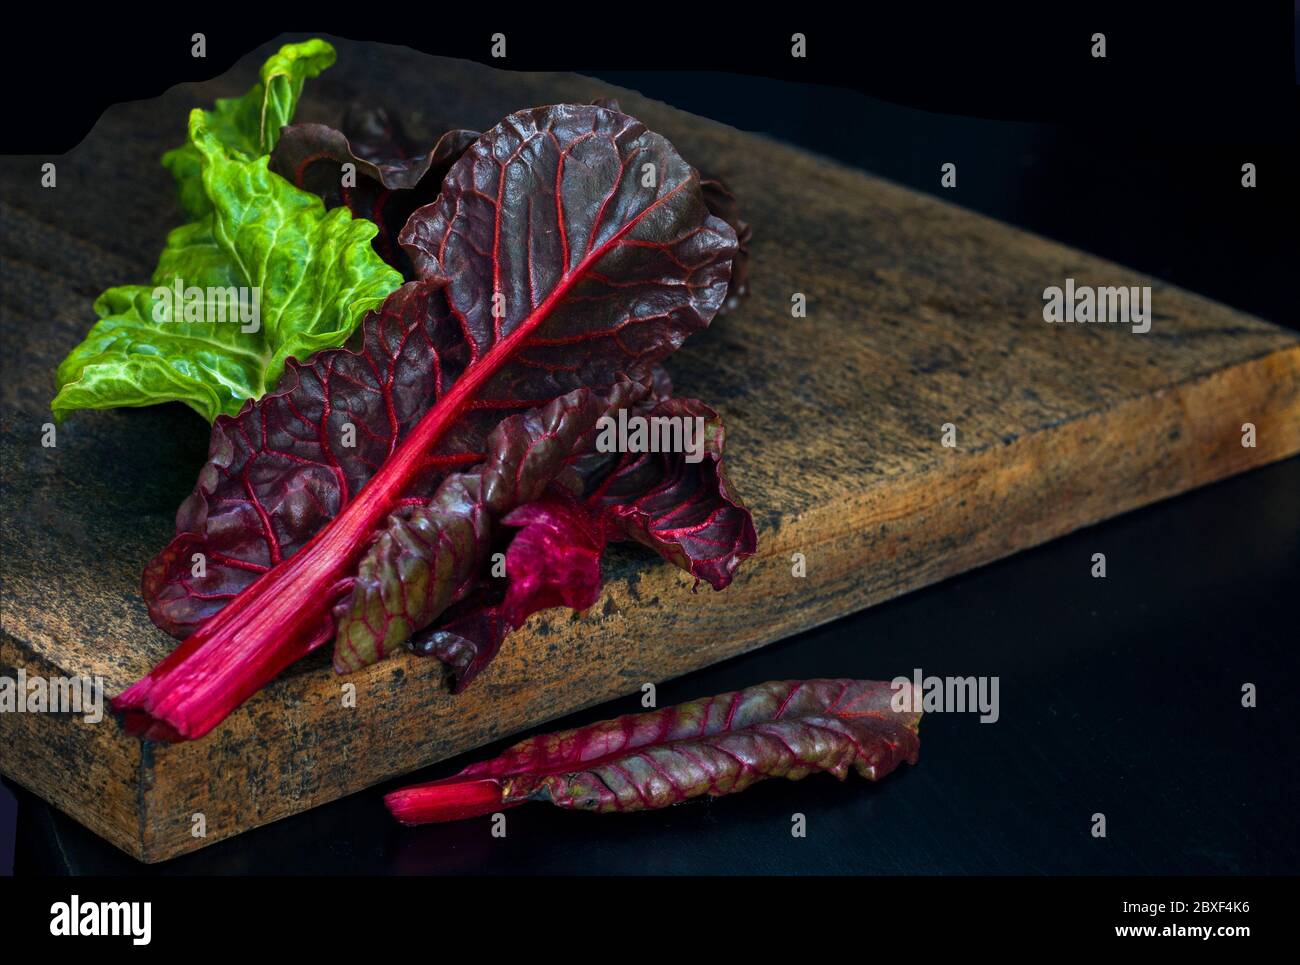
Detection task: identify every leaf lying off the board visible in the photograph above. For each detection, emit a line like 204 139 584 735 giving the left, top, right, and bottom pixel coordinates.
385 678 921 823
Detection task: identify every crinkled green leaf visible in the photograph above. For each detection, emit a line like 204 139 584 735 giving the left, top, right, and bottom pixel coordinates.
163 39 336 219
53 110 402 422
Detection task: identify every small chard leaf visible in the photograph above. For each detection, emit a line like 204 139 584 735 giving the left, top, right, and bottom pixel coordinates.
333 104 413 162
52 111 402 422
411 492 608 690
123 104 740 740
491 494 608 627
410 395 756 690
385 679 922 824
270 112 478 275
163 39 337 219
582 396 756 589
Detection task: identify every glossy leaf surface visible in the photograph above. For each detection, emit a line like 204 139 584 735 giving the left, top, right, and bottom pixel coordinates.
164 39 337 219
386 679 922 823
53 111 400 422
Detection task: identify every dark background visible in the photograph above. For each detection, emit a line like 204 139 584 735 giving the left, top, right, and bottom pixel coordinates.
4 12 1298 874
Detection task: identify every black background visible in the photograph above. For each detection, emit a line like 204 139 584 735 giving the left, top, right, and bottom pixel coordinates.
3 8 1298 876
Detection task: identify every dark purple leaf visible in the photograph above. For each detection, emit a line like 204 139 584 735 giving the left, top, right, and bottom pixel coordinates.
699 177 751 313
269 114 477 275
581 395 755 588
385 679 922 823
273 98 750 311
408 492 608 690
332 382 644 672
410 393 756 690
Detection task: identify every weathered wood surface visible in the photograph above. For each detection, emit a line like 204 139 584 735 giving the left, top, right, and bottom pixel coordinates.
2 36 1297 862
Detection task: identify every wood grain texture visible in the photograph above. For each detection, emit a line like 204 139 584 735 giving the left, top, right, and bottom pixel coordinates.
2 37 1297 862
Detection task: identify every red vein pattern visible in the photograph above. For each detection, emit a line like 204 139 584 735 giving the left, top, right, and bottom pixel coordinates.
385 679 922 823
272 99 752 312
143 280 471 636
411 393 757 691
332 381 647 672
409 492 609 690
581 396 756 589
123 104 738 740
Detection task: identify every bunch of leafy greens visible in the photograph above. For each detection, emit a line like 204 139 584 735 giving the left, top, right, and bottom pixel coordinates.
116 98 756 742
51 40 402 422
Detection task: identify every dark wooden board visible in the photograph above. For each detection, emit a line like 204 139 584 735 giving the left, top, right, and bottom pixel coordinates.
2 36 1298 862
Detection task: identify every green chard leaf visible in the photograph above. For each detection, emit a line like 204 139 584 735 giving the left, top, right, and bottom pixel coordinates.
53 110 402 422
163 39 336 219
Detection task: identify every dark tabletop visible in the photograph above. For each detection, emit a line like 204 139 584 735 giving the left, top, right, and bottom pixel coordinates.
7 68 1298 876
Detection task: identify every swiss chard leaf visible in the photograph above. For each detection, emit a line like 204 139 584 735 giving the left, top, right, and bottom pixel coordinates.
408 494 608 689
122 103 740 740
163 39 336 219
385 679 922 823
579 396 755 588
52 111 402 422
332 380 648 672
408 394 757 690
271 99 751 313
699 177 751 313
269 111 478 275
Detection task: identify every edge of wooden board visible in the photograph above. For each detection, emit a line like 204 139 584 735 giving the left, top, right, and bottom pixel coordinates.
3 341 1297 863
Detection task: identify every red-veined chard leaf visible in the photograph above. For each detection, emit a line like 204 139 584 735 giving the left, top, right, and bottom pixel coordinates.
270 99 750 312
576 395 754 588
407 394 757 690
699 177 751 312
406 493 609 690
120 103 740 740
385 679 922 823
331 380 649 672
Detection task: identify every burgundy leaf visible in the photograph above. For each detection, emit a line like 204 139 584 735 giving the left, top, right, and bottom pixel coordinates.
332 381 644 673
410 492 608 690
385 679 922 823
699 176 751 313
410 589 509 690
269 115 477 275
594 99 749 312
496 495 607 623
411 394 756 690
336 104 419 164
582 396 755 589
274 97 750 312
121 103 738 740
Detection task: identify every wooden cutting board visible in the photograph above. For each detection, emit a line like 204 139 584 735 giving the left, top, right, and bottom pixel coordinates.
2 37 1297 863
